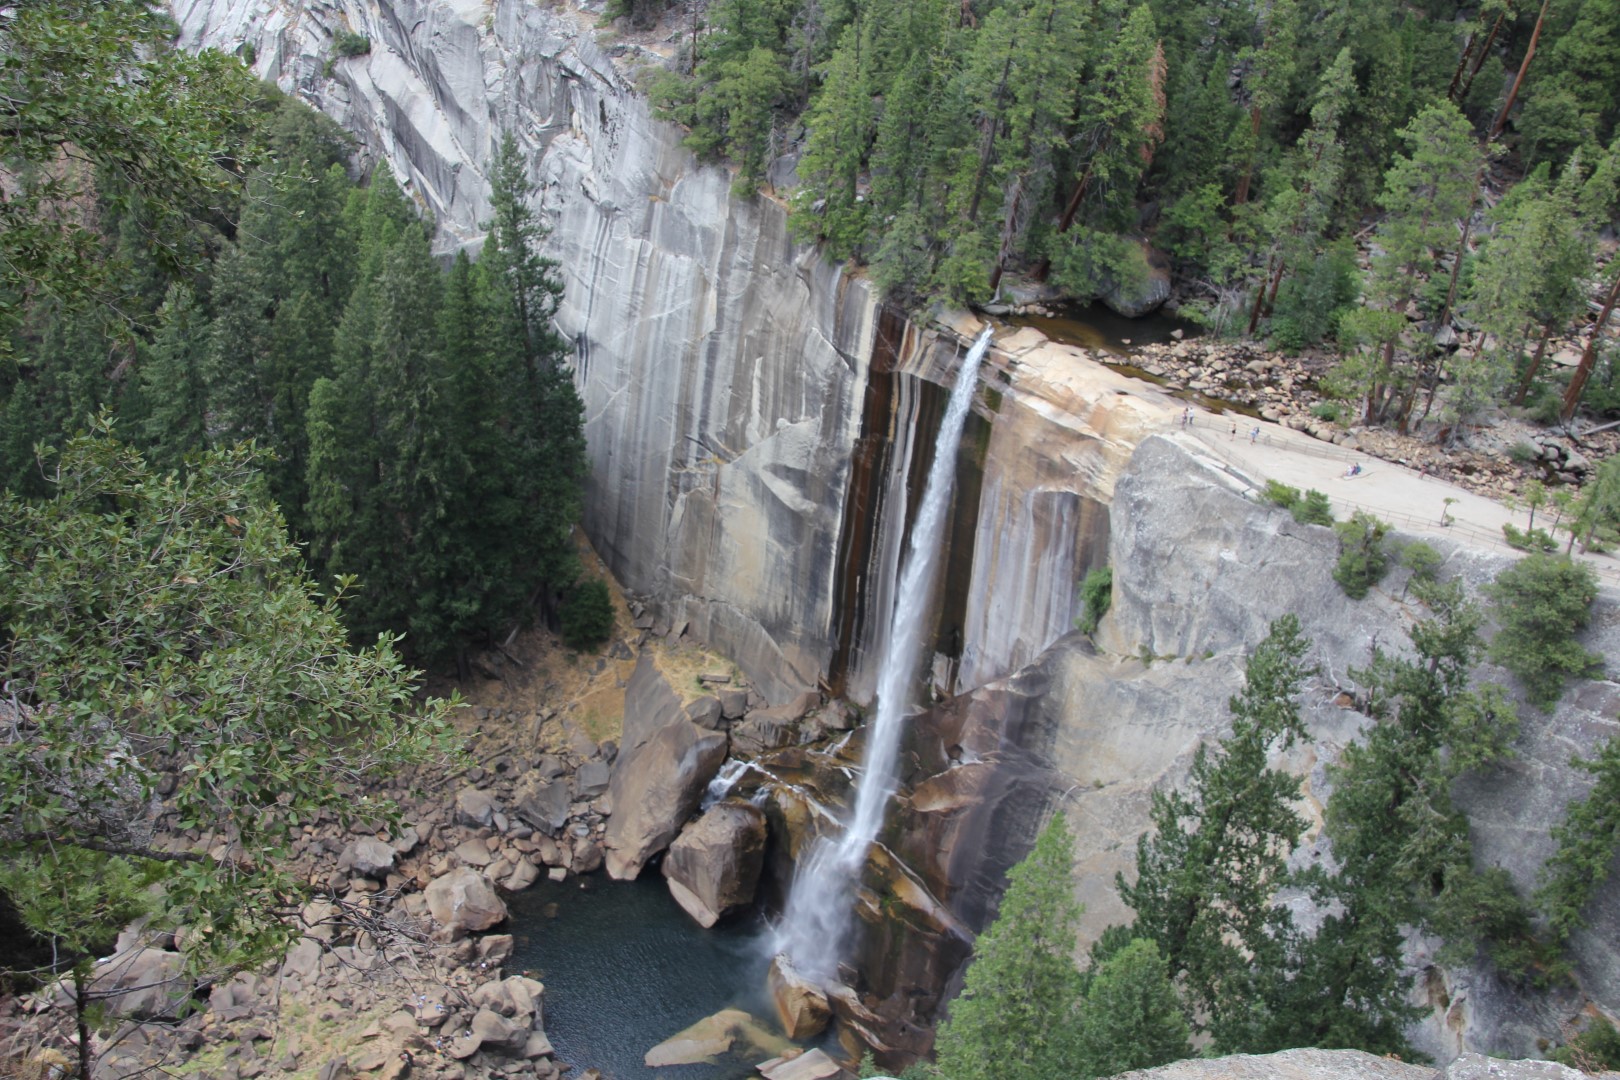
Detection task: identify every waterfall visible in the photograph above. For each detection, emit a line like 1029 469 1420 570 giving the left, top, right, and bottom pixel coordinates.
773 326 993 984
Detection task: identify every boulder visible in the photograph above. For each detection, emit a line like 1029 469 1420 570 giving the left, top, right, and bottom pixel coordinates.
339 839 397 879
757 1048 842 1080
469 1007 529 1054
766 954 830 1041
571 838 604 875
455 788 498 828
661 802 767 927
602 719 727 880
514 776 572 834
1099 242 1172 318
80 948 188 1019
507 859 541 891
644 1008 789 1068
718 688 749 721
686 695 724 730
727 714 796 757
424 868 507 936
452 838 494 867
575 761 610 797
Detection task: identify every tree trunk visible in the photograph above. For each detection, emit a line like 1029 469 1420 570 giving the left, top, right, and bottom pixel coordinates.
1265 258 1287 314
1056 160 1095 235
1233 106 1262 206
1513 323 1555 405
74 967 93 1080
1459 13 1506 102
1448 31 1478 102
1247 256 1274 337
965 53 1015 226
1490 0 1552 140
1561 269 1620 421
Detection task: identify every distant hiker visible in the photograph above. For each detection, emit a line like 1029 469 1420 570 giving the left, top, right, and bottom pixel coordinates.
1249 426 1259 444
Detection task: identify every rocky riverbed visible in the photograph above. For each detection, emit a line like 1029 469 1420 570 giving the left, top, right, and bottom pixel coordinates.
0 535 856 1080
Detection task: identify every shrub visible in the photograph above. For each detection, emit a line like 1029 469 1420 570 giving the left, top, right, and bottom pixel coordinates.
1553 1016 1620 1072
1262 480 1300 509
1397 540 1443 594
1311 402 1343 423
1332 511 1391 599
1484 553 1603 710
333 30 371 57
237 41 256 66
559 578 616 651
1291 489 1334 526
1077 566 1113 635
1507 441 1539 465
1502 523 1558 552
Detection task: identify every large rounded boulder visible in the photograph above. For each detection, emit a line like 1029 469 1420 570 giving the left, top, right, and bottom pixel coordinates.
424 867 507 937
662 801 767 928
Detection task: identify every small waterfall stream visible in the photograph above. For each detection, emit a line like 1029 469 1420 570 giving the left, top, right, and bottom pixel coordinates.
773 327 993 984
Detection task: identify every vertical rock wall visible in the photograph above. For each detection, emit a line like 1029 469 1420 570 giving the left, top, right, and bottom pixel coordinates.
170 0 1182 705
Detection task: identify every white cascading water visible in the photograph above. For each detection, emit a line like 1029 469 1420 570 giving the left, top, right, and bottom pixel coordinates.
773 326 993 984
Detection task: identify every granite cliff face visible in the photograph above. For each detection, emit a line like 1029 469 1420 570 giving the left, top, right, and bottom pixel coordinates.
883 434 1620 1063
171 0 1620 1063
172 0 1150 708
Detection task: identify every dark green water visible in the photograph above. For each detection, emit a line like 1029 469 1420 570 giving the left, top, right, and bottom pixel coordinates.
506 875 777 1080
1002 300 1203 355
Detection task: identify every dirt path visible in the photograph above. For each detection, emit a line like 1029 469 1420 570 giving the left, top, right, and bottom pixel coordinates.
1165 410 1620 591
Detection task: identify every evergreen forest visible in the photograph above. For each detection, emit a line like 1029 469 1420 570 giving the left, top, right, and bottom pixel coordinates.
643 0 1620 429
1 0 587 669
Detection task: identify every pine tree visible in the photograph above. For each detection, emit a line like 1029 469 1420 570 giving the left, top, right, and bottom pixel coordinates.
1120 614 1315 1052
934 814 1084 1080
306 186 457 651
137 284 209 470
1312 580 1530 1033
1466 157 1595 411
1072 938 1190 1076
1355 101 1481 428
1048 3 1165 295
479 134 588 613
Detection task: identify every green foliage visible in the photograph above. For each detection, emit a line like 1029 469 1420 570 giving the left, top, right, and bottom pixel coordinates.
1553 1016 1620 1072
1263 480 1301 509
1540 735 1620 939
1292 490 1334 527
1332 511 1390 599
1484 554 1602 710
1120 615 1316 1051
0 0 264 343
560 579 616 651
1072 938 1190 1076
1359 102 1481 427
0 422 455 990
1076 566 1113 636
303 137 586 664
1267 239 1360 351
1397 540 1442 591
1325 580 1532 990
934 814 1084 1080
332 30 371 57
1262 482 1332 525
603 0 673 29
1501 523 1559 553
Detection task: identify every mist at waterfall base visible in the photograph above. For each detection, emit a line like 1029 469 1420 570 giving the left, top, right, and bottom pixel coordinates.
506 875 776 1079
773 326 994 985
